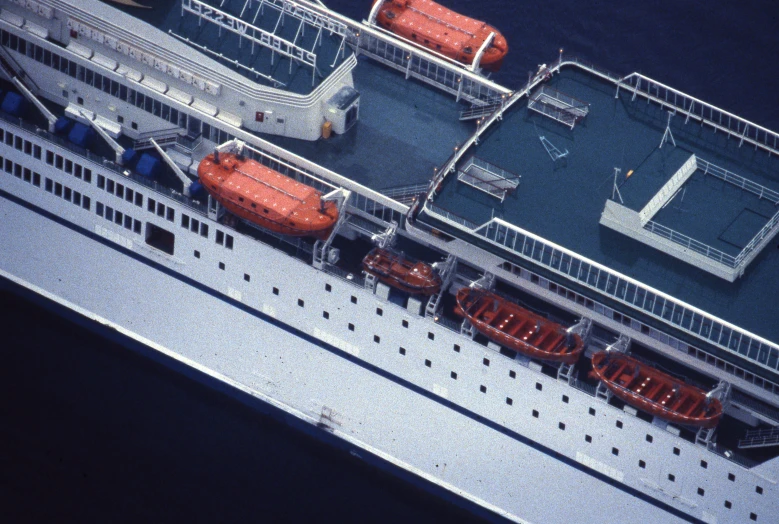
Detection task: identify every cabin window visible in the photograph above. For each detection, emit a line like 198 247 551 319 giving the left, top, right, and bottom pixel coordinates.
273 287 279 295
509 370 516 378
756 486 763 495
585 435 592 443
646 434 653 443
532 410 539 418
673 447 680 456
611 447 619 456
749 513 757 521
480 385 486 393
251 203 257 208
323 311 329 319
616 420 623 429
402 320 409 328
483 358 490 367
351 296 357 304
724 501 731 509
424 39 429 44
639 460 646 468
263 208 269 214
298 299 304 307
453 344 460 352
325 283 332 292
374 335 381 344
451 372 457 380
182 215 190 229
700 460 707 469
668 474 675 482
428 332 434 341
535 382 542 391
399 347 406 355
411 33 417 39
728 473 735 481
348 323 354 331
376 308 383 316
562 395 569 403
238 197 244 202
506 397 512 405
218 262 225 270
425 359 431 368
697 488 704 496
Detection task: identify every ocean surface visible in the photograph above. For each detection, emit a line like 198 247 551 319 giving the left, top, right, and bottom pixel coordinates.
2 1 778 522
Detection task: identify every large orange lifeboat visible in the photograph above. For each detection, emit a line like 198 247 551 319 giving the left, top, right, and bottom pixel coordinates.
454 287 585 363
198 152 339 239
362 248 442 295
590 351 724 428
374 0 508 71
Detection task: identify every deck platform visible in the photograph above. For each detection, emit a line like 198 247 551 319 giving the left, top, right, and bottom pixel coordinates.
429 65 779 345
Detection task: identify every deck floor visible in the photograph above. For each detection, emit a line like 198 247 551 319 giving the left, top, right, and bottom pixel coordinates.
433 66 779 344
258 59 473 192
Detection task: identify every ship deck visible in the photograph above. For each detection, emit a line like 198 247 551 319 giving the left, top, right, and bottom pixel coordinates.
259 58 473 192
117 0 353 95
431 66 779 345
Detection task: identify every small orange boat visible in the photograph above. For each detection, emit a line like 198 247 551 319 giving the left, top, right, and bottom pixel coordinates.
198 152 338 239
363 248 442 295
454 287 584 363
374 0 508 71
590 351 724 428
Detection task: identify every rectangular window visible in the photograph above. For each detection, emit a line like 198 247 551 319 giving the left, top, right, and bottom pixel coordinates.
148 198 156 213
106 179 114 193
200 223 208 238
82 196 90 210
33 172 41 187
166 207 174 222
181 215 190 229
97 174 105 189
115 183 124 198
225 235 234 250
33 145 41 160
216 230 224 245
45 150 54 165
44 178 53 192
134 192 143 207
125 188 134 203
156 202 165 218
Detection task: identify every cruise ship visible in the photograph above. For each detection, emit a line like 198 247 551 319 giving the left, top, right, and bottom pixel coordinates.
1 1 778 522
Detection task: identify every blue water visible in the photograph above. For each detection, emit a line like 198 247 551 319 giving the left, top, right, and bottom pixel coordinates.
2 1 777 522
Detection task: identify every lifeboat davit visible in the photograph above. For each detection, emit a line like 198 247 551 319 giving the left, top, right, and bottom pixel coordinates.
374 0 508 72
590 351 724 428
198 152 339 239
362 248 442 295
454 287 585 363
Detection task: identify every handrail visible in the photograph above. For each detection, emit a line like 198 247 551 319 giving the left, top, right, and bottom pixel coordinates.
644 220 737 267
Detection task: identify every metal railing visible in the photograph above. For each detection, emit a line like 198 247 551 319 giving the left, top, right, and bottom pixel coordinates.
698 157 779 204
643 220 737 267
616 72 779 156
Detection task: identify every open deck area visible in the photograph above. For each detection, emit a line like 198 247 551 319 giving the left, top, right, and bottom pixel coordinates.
431 65 779 345
258 58 473 194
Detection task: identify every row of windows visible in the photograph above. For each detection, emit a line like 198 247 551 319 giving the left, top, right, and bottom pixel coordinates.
146 197 174 223
1 126 93 187
1 155 41 188
96 201 142 235
181 213 209 238
215 229 234 250
97 174 143 208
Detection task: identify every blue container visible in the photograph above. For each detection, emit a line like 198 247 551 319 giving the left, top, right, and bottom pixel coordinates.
68 123 95 148
121 148 138 167
54 117 74 135
136 153 161 179
188 180 205 198
1 92 27 117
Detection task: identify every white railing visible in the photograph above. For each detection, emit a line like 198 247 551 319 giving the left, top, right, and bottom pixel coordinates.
697 157 779 204
617 72 779 156
644 220 737 267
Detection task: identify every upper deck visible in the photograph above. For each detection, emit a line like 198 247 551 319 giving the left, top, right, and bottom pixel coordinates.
425 63 779 358
116 0 354 96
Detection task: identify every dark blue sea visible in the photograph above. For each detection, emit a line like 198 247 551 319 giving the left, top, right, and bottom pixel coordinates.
1 1 777 522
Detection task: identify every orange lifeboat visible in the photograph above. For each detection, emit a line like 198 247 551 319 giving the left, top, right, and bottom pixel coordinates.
198 152 339 239
374 0 508 72
454 287 584 364
363 248 442 295
590 351 724 428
